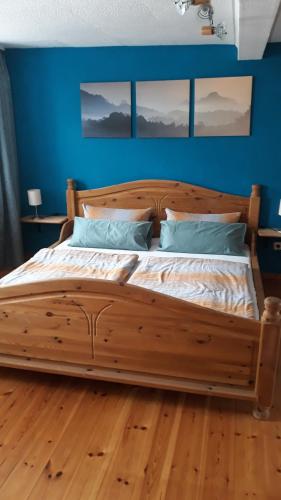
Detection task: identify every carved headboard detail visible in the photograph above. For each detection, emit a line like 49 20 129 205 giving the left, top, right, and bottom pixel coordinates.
66 179 260 238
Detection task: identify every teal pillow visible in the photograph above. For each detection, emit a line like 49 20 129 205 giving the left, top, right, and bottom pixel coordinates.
69 217 152 251
159 221 247 256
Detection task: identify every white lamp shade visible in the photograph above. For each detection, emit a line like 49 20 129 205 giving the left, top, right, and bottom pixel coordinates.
279 199 281 216
27 189 42 207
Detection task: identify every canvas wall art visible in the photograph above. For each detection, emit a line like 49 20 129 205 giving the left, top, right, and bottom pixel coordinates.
80 82 131 138
136 80 190 138
194 76 253 137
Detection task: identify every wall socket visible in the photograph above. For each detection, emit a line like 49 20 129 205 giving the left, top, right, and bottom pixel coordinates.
273 242 281 251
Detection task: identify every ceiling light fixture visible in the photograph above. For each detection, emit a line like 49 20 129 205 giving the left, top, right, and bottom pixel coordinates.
174 1 192 16
201 21 227 40
172 0 227 40
197 3 213 20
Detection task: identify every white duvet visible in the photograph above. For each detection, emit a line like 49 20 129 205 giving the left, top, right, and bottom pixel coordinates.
0 238 259 320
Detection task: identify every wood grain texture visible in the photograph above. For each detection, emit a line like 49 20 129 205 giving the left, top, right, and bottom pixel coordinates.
0 364 281 500
251 253 265 317
258 228 281 238
66 179 260 237
49 219 73 248
2 179 280 418
21 215 68 225
255 297 281 413
0 279 260 395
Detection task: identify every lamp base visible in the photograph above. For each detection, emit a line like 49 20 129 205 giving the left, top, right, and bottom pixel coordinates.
30 214 44 220
31 205 43 219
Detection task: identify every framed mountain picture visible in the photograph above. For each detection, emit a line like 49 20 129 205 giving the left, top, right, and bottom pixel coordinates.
194 76 253 137
80 82 131 138
136 80 190 138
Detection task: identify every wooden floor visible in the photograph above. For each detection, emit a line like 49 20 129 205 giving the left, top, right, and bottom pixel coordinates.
0 272 280 499
0 366 280 500
263 274 281 299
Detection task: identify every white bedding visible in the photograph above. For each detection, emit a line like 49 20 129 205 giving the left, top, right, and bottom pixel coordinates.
0 248 138 287
1 237 259 320
57 237 259 319
57 237 252 264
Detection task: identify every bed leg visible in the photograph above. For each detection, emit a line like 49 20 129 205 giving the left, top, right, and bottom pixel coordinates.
252 405 271 420
254 297 281 420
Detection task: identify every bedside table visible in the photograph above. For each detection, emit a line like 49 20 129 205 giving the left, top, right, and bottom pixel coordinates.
258 228 281 238
258 228 281 253
20 216 68 258
21 215 68 225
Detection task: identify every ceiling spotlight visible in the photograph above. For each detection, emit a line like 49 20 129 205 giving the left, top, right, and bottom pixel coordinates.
197 4 214 21
213 22 227 40
201 22 227 40
172 0 227 40
173 0 210 16
173 0 192 16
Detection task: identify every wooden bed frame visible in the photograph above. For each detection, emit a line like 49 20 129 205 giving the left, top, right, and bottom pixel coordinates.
0 179 280 419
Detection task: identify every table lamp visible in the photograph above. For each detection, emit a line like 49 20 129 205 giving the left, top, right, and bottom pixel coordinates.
27 189 42 219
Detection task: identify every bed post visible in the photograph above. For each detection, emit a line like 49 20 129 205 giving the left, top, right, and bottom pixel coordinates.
248 184 260 259
249 184 264 315
249 184 261 232
253 297 281 420
66 178 76 219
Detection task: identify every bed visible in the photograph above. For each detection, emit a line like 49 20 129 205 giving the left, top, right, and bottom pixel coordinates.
0 178 280 419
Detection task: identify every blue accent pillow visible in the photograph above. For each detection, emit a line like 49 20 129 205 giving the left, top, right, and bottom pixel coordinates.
69 217 153 251
159 221 247 256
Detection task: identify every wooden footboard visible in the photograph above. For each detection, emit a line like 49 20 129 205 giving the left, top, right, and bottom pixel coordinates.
1 279 280 417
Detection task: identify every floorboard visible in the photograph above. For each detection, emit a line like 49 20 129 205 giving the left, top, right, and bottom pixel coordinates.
0 273 280 499
0 365 280 499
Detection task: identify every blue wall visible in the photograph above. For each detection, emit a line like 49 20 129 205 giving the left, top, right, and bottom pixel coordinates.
6 44 281 272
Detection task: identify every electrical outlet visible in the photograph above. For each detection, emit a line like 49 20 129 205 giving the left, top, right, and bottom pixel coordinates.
273 242 281 251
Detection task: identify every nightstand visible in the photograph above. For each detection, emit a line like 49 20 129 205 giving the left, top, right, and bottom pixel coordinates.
258 228 281 238
258 228 281 253
20 215 68 258
21 215 68 225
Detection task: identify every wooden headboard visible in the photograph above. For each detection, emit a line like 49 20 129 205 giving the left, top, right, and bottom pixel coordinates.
66 179 261 237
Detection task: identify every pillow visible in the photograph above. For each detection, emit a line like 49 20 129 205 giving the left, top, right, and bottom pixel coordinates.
159 221 246 256
83 204 153 221
69 217 153 251
165 208 241 223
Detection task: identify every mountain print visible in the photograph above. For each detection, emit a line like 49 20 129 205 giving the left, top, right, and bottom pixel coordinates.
194 77 253 137
136 80 189 138
80 82 131 138
196 92 244 112
137 115 187 138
